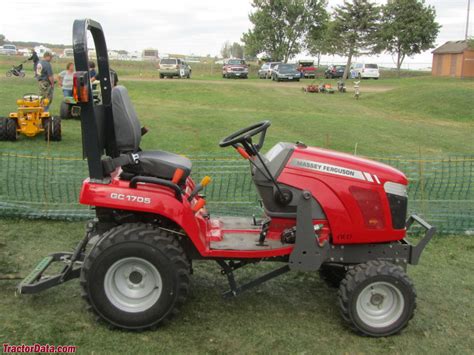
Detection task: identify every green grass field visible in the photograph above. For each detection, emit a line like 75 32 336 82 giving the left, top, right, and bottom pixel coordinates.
1 57 473 353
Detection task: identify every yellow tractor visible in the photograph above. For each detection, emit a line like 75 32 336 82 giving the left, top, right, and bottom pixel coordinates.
0 94 61 141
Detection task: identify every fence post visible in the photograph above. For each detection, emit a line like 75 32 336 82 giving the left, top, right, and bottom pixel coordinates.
418 147 427 217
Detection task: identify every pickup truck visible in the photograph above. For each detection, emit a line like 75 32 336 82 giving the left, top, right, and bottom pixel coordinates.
298 60 317 78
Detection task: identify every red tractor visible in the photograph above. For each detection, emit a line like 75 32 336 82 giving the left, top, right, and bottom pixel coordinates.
18 19 435 337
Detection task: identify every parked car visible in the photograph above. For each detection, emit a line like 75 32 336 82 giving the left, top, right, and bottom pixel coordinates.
258 63 270 79
351 63 380 79
158 58 192 78
265 62 281 79
271 63 300 82
298 60 317 78
325 65 346 79
0 44 18 56
222 59 248 79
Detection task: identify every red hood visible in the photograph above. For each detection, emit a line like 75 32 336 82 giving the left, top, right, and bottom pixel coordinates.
287 146 407 186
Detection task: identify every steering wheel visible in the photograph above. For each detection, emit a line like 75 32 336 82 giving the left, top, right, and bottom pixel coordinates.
219 121 271 156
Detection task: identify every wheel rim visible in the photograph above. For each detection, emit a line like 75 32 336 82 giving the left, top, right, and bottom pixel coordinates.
104 257 163 313
356 281 405 328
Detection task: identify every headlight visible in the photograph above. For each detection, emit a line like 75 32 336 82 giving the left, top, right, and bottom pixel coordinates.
384 182 407 197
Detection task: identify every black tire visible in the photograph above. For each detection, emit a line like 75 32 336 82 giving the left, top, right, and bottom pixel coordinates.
6 118 16 141
319 264 346 288
0 117 6 140
44 116 62 141
187 71 191 79
159 74 164 79
0 117 16 141
80 223 190 330
60 101 71 119
338 260 416 337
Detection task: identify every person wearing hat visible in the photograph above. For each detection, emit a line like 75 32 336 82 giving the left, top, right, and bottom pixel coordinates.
36 51 55 112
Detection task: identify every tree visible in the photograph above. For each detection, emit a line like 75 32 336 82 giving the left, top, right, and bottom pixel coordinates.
330 0 381 79
306 16 331 67
0 34 5 46
231 42 244 58
221 41 232 58
242 0 327 62
377 0 440 76
221 41 245 58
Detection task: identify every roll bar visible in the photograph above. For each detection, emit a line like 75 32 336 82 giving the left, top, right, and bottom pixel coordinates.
73 19 117 180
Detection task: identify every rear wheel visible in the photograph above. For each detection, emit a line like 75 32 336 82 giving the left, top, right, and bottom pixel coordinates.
338 260 416 337
60 101 71 119
44 116 62 141
0 117 17 141
5 119 16 141
80 223 190 330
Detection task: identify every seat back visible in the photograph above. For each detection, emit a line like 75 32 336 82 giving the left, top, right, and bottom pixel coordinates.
111 86 142 153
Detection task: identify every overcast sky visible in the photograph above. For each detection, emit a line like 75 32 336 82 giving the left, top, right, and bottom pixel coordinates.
0 0 472 67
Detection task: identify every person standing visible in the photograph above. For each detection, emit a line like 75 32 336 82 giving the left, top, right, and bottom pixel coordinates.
58 63 74 97
36 51 55 112
28 49 39 75
89 61 97 81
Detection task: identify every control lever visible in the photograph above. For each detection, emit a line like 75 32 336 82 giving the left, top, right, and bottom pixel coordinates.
188 176 212 201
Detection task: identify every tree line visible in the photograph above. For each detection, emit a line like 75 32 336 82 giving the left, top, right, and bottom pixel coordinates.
240 0 440 78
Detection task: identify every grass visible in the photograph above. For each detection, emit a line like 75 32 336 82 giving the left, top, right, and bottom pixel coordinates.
1 220 473 353
0 72 473 157
0 57 473 353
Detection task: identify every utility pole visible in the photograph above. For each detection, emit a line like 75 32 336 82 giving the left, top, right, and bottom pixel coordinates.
466 0 471 40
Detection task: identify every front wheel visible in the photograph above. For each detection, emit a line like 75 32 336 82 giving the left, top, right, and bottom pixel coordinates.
44 116 62 141
338 260 416 337
80 224 190 330
60 101 71 119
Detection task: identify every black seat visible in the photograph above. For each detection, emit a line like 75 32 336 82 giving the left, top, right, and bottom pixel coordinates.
111 86 192 182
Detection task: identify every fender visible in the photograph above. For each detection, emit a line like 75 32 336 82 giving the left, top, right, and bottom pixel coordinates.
79 178 209 254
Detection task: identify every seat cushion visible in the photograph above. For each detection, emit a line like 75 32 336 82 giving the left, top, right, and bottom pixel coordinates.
122 150 192 183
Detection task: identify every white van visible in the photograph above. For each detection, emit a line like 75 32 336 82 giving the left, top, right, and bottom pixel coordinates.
352 63 380 79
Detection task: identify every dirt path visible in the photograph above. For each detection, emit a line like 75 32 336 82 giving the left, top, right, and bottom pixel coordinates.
121 76 394 93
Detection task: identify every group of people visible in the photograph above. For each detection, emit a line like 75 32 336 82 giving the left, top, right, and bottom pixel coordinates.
27 49 118 112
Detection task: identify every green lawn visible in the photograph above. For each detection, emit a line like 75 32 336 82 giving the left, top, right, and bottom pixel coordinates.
0 74 473 157
0 220 473 354
1 58 473 353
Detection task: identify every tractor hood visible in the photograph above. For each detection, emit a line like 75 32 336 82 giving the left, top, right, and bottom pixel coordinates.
283 144 408 187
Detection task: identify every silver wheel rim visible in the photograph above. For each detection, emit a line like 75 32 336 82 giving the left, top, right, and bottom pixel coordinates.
104 257 163 313
356 281 405 328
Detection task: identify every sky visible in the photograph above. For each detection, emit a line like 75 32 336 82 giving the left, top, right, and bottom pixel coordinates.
0 0 472 68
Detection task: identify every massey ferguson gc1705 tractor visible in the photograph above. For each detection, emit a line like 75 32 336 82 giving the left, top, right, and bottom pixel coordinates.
18 19 435 337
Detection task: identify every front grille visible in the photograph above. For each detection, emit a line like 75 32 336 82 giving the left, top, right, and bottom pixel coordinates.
387 193 407 229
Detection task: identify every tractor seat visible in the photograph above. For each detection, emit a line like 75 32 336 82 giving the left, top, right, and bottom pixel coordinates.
121 150 192 182
111 85 192 183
